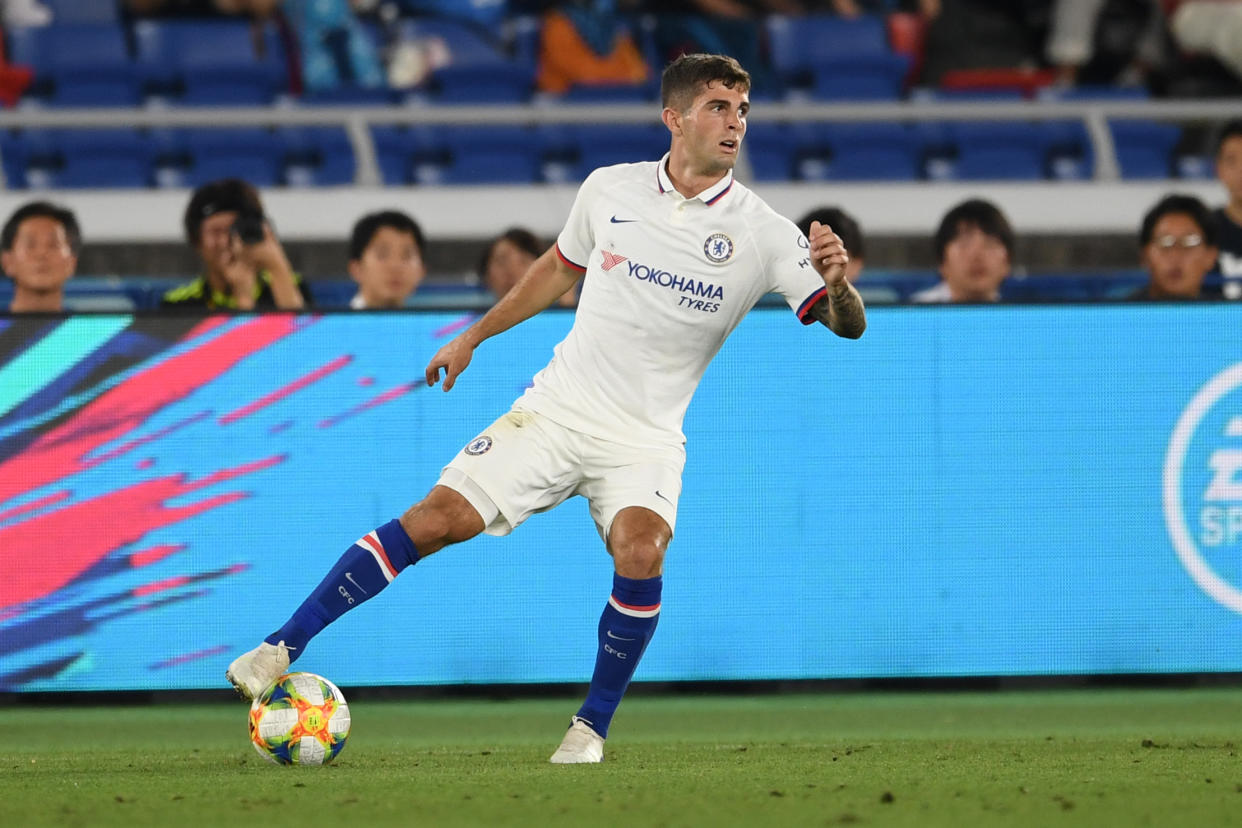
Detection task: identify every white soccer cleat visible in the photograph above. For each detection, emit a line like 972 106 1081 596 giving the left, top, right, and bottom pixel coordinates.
549 716 605 764
225 640 291 700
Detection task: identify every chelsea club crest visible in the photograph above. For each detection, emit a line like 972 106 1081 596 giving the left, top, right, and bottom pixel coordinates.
703 233 734 264
465 435 493 456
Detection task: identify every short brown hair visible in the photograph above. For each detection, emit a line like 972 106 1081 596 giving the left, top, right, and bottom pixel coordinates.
660 53 750 111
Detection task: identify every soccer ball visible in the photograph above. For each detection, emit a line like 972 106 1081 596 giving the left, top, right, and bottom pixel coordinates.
248 672 351 765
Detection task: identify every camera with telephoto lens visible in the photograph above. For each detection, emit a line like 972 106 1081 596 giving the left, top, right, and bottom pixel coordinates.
230 207 267 245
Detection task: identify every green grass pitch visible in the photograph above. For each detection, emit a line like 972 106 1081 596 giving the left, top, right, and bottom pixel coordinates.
4 686 1242 827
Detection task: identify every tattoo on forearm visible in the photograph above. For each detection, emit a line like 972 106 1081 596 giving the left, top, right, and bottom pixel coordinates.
810 284 866 338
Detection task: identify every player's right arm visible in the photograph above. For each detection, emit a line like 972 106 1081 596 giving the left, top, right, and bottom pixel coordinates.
425 245 581 391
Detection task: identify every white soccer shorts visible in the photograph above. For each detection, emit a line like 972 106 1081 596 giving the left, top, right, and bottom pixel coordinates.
438 407 684 542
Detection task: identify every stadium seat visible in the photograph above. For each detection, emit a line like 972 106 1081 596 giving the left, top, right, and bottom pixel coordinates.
433 63 533 103
370 125 448 185
767 14 892 93
558 82 659 103
436 126 542 184
1109 120 1181 179
280 127 356 187
742 121 796 181
950 122 1049 180
809 54 910 101
820 123 919 180
566 124 668 180
43 0 120 23
1043 120 1093 180
300 84 394 106
133 19 288 105
51 128 153 188
182 128 284 187
0 131 28 188
7 24 140 106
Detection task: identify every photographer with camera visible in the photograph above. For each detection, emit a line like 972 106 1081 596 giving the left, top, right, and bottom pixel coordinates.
162 178 308 311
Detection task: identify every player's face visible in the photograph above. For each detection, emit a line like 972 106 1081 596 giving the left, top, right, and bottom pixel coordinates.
349 226 425 308
485 237 535 300
671 81 749 175
939 223 1009 302
1142 212 1217 298
1 216 76 295
1217 135 1242 203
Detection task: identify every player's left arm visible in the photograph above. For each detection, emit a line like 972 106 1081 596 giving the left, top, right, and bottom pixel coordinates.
805 220 866 339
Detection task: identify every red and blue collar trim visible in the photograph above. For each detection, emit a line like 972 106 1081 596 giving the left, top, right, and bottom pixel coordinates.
656 153 734 206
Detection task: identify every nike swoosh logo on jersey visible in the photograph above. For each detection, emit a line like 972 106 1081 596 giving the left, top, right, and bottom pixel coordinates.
610 216 638 223
344 572 369 595
655 490 673 505
606 630 637 641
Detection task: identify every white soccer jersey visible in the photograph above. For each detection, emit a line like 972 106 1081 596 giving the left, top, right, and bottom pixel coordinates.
517 154 829 449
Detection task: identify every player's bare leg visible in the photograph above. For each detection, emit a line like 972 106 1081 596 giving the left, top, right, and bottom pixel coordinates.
551 507 670 763
227 486 483 699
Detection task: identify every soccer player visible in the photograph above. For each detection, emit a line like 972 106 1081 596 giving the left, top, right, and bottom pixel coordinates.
227 53 866 763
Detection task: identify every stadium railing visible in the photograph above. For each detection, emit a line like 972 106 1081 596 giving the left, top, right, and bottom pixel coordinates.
2 97 1241 187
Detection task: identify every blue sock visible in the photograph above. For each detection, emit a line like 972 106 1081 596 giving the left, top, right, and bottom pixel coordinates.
576 574 662 738
265 519 418 661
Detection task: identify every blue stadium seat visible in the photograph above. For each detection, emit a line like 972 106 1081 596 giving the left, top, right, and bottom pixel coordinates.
950 122 1049 180
567 124 668 180
433 63 533 103
370 125 447 185
559 82 658 103
1109 121 1180 179
7 24 140 106
371 125 413 185
300 84 394 105
0 131 28 189
766 14 891 93
743 121 796 181
51 128 153 188
280 127 355 186
820 123 919 180
133 19 288 105
809 54 910 101
43 0 120 23
1043 121 1093 180
183 128 284 187
436 126 542 184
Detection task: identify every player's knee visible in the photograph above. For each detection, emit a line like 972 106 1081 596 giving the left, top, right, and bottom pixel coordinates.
609 529 667 578
400 492 482 554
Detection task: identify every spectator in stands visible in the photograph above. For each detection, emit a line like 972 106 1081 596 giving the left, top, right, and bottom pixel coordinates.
536 0 651 95
162 178 308 311
1 201 79 313
1131 193 1220 301
1213 118 1242 298
917 0 1046 86
1166 1 1242 86
347 209 426 309
479 227 576 307
911 198 1013 303
796 206 865 282
1045 0 1166 89
283 0 385 96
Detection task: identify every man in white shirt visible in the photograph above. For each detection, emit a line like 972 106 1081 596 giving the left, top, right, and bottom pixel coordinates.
227 53 865 764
